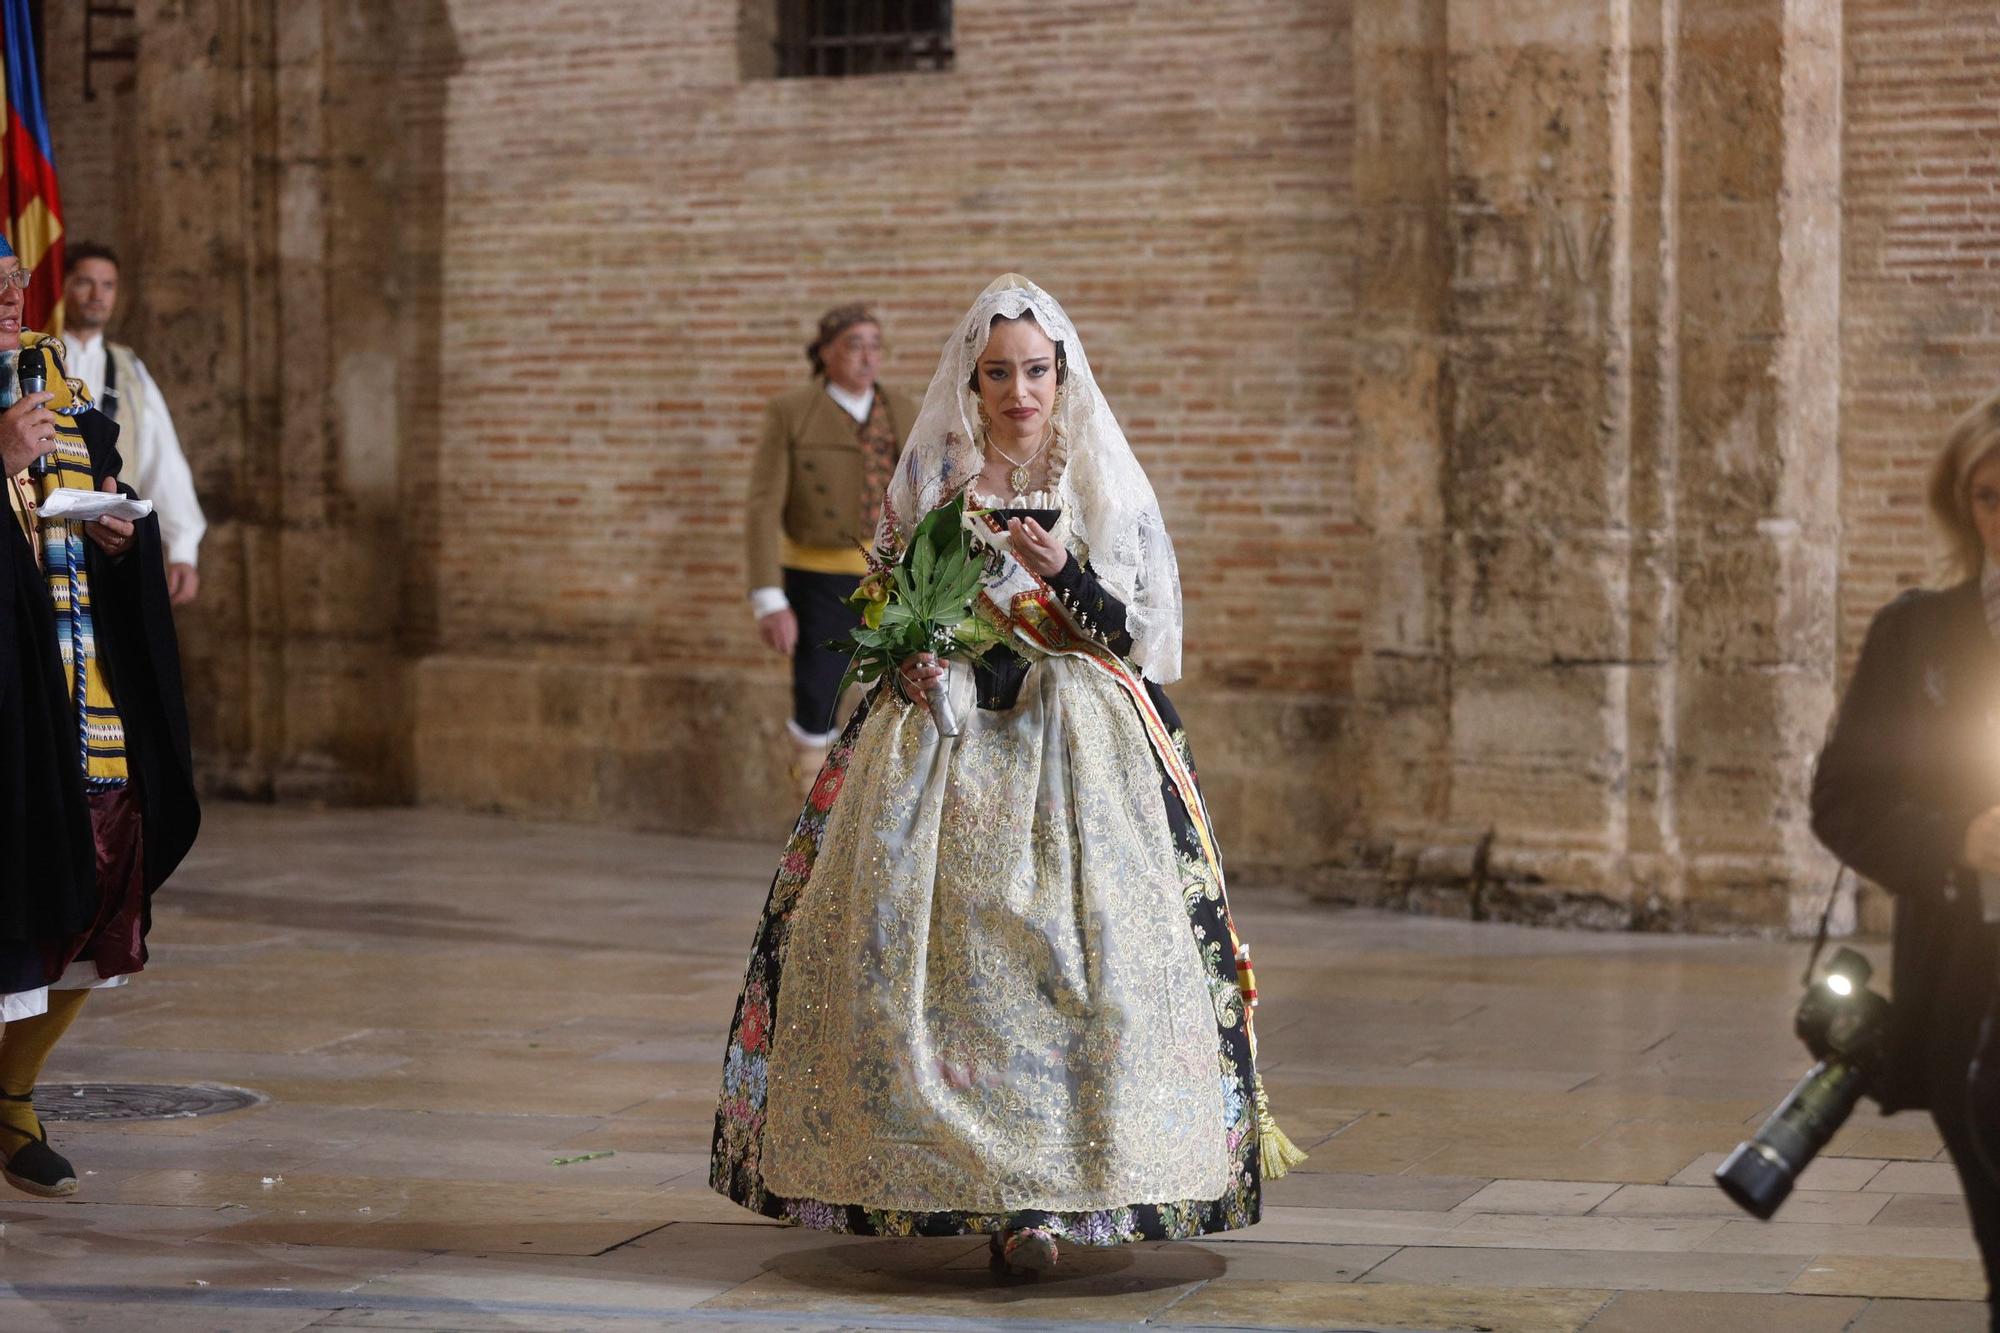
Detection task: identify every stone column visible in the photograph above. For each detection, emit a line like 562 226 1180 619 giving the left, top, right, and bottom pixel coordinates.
124 0 451 801
1669 0 1842 930
1351 0 1840 929
1351 0 1456 898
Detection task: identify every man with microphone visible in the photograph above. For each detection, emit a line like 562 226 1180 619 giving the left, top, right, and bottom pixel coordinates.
0 234 198 1198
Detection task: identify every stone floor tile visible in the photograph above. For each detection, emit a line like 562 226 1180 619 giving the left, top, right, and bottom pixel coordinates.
1208 1204 1471 1246
1709 1219 1980 1261
1789 1256 1990 1301
1157 1278 1613 1331
1875 1196 1975 1230
1596 1183 1890 1226
1263 1170 1491 1213
347 1248 740 1312
207 1216 673 1257
1847 1297 1994 1331
0 1301 338 1333
695 1234 1209 1323
0 1198 258 1243
1453 1179 1619 1215
1869 1164 1967 1197
1364 1245 1811 1293
1449 1213 1731 1252
1422 1139 1705 1185
1828 1119 1948 1163
0 1237 418 1292
1580 1289 1867 1332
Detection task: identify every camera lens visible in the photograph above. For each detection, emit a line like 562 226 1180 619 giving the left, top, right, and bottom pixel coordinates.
1715 1059 1867 1220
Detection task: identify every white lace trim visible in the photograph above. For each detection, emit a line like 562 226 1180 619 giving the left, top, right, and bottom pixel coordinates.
878 276 1184 683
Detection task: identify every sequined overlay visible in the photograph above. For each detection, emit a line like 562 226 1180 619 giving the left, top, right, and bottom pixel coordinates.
712 514 1260 1244
759 654 1229 1212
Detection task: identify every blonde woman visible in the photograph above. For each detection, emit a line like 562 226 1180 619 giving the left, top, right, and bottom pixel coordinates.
1812 388 2000 1319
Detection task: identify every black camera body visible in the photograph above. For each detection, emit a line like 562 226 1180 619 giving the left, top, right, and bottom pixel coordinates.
1715 947 1893 1220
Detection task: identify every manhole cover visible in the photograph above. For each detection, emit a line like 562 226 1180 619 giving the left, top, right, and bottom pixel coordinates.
31 1082 266 1123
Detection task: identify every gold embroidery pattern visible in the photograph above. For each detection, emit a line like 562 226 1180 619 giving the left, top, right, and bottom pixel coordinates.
761 657 1230 1213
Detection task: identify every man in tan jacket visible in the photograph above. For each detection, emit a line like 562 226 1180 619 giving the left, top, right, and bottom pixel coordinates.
747 304 918 788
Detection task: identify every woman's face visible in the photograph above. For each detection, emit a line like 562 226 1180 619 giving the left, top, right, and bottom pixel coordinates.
975 317 1058 446
1973 450 2000 563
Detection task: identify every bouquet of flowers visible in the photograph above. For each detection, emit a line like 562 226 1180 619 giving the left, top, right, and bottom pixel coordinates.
835 493 1005 737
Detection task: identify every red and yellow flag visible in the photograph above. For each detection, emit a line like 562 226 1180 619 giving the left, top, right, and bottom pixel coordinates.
1 0 62 330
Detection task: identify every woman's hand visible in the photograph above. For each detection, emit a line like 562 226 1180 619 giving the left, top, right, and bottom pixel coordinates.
898 651 945 700
1965 807 2000 876
84 476 135 559
1007 517 1066 578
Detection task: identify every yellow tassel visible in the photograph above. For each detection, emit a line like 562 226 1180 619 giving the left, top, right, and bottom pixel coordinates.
1253 1074 1308 1179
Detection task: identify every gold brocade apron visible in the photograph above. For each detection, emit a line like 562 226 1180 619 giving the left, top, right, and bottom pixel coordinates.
760 510 1230 1213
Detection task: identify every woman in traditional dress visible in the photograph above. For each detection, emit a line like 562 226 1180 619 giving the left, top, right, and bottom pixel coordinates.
710 274 1299 1275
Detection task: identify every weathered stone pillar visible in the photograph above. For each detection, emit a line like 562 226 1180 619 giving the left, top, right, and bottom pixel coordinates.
1351 0 1455 896
121 0 453 802
1669 0 1842 930
1352 0 1840 929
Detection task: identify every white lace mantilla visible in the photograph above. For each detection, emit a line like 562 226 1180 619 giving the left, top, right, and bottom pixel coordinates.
877 275 1185 683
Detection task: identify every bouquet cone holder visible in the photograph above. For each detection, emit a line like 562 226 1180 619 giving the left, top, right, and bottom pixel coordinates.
924 680 961 738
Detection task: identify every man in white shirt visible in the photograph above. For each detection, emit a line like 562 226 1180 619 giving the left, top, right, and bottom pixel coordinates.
745 305 918 792
61 243 207 607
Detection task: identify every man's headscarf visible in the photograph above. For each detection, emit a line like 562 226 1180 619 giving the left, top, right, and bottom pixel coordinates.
806 303 877 376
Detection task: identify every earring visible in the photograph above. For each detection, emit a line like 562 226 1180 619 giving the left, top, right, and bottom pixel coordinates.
976 401 992 429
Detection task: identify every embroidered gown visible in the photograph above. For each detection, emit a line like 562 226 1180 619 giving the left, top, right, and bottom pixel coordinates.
709 498 1263 1244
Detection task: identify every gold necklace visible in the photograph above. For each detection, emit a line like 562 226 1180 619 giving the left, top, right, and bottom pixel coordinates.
980 426 1051 497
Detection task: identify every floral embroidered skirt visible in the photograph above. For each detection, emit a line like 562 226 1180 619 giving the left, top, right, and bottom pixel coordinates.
709 655 1262 1244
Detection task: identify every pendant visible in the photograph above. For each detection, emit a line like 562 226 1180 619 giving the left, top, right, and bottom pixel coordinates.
1009 465 1029 495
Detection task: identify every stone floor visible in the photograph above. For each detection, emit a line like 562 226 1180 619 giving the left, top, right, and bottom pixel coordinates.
0 803 1987 1332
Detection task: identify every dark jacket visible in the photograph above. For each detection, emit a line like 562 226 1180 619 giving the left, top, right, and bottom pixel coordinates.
0 403 199 945
1810 580 2000 1113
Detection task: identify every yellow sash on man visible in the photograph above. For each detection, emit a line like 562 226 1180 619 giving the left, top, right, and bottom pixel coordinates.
24 330 129 787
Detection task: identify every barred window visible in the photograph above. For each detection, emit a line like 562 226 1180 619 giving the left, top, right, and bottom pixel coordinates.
745 2 954 80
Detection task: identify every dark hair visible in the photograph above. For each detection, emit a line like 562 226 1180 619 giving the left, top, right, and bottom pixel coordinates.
967 313 1067 393
807 303 877 377
64 242 120 276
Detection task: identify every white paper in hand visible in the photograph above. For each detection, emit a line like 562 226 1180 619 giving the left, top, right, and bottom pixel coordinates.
36 488 154 523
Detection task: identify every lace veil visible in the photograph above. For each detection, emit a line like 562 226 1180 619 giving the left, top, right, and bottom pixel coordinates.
876 274 1185 684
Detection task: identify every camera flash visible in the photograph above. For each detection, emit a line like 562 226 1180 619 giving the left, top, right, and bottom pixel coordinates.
1825 974 1855 997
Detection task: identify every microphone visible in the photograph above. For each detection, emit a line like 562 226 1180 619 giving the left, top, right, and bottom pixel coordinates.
17 346 46 475
17 345 44 398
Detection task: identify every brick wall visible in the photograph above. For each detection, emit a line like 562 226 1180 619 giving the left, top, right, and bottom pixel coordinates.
432 0 1356 687
414 0 1361 855
41 5 135 266
1841 2 2000 662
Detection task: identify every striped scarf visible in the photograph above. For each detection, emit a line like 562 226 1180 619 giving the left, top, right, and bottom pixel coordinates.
11 332 128 789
